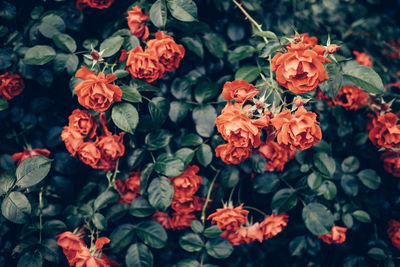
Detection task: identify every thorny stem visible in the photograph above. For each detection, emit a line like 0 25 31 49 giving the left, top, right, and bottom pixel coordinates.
243 206 268 218
201 170 220 224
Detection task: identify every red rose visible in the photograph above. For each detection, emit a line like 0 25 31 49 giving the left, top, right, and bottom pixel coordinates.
258 140 295 172
221 80 260 103
215 143 252 165
126 6 149 41
368 112 400 149
12 148 51 166
381 151 400 177
388 219 400 248
353 51 372 67
0 72 24 100
77 142 101 168
68 109 97 138
146 32 185 72
170 213 196 230
317 225 347 244
115 171 140 204
61 126 85 156
152 211 172 230
169 165 203 200
126 46 165 83
76 0 114 10
332 85 368 110
260 213 289 240
207 203 249 231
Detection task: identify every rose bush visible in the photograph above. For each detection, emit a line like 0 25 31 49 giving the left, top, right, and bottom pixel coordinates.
0 0 400 266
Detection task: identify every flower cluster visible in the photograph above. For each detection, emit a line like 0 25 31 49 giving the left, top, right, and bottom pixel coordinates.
152 165 204 230
76 0 114 10
115 171 141 204
62 110 124 171
12 148 51 166
317 225 347 244
0 72 24 100
56 230 117 267
207 204 288 246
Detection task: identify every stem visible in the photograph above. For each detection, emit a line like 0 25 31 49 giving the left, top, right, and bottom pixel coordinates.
243 206 268 217
228 186 236 204
201 170 220 224
232 0 268 44
39 188 43 244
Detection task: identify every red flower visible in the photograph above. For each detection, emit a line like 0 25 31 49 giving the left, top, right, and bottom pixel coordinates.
0 72 24 100
115 171 140 204
332 85 368 110
76 0 114 10
317 225 347 244
61 126 85 156
126 6 149 41
126 46 165 83
368 112 400 150
388 219 400 248
260 213 289 240
152 211 172 230
381 151 400 177
170 213 197 230
68 109 97 138
12 148 51 166
353 51 372 67
207 203 249 231
215 143 252 165
169 165 203 200
258 140 295 172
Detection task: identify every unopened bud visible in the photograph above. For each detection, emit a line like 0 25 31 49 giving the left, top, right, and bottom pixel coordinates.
327 44 340 54
294 96 305 107
91 51 100 61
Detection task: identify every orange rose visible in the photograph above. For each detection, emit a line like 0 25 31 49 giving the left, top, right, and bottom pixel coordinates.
56 231 87 266
61 126 84 156
126 6 149 41
126 46 165 83
0 72 24 100
388 219 400 248
271 107 322 151
77 142 101 168
170 213 197 230
215 102 261 148
146 32 185 72
152 211 172 230
221 80 259 103
368 112 400 149
68 109 97 138
207 203 249 231
215 143 252 165
258 140 296 172
237 222 264 244
272 42 331 94
327 44 340 54
118 49 128 63
75 66 122 113
353 51 372 67
332 85 368 110
96 133 125 171
381 151 400 177
171 196 202 214
260 213 289 240
299 33 318 47
221 229 244 246
317 225 347 244
169 165 203 199
12 148 51 166
115 171 140 204
76 0 114 10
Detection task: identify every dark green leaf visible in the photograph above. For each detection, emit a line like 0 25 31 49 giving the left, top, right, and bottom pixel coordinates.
357 169 381 190
307 172 322 190
136 220 168 249
169 101 189 124
341 174 359 197
271 188 298 214
148 177 174 211
140 163 154 195
196 144 212 167
16 155 52 188
1 191 31 224
92 213 107 230
235 65 260 82
204 225 223 239
194 81 219 104
289 236 307 256
171 78 192 100
342 61 384 94
112 103 139 135
179 233 204 252
145 129 173 151
24 45 56 65
0 168 16 195
190 220 204 233
148 97 169 125
154 154 185 177
220 165 240 188
352 210 371 223
313 152 336 178
302 203 334 236
192 104 217 137
368 247 387 261
0 1 16 20
205 237 233 259
94 189 118 211
203 33 227 58
121 85 142 103
175 148 195 166
167 0 198 22
17 250 43 267
110 224 136 253
38 14 65 38
319 63 343 99
126 243 154 267
53 53 79 75
181 37 203 58
150 0 167 28
250 154 266 174
52 33 77 53
43 219 67 235
253 172 279 194
254 30 278 40
130 197 155 217
181 133 203 146
228 45 255 62
0 98 8 111
100 36 124 58
341 156 360 173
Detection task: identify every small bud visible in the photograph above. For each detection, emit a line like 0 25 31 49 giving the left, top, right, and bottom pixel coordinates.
91 51 100 61
293 37 301 44
255 101 264 109
293 96 305 107
327 44 340 54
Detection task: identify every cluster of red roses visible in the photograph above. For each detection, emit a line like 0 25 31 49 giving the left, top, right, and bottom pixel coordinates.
56 230 117 267
115 171 140 204
152 165 205 230
120 6 185 83
0 72 24 100
61 109 124 171
76 0 114 11
207 204 288 245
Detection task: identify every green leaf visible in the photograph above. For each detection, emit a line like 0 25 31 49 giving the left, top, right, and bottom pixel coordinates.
253 172 279 194
181 37 203 58
136 220 168 249
235 65 260 83
289 236 307 256
53 53 79 75
254 30 278 40
271 188 298 214
302 203 334 236
196 144 212 167
194 81 219 104
148 177 174 211
341 174 359 197
179 233 204 252
0 1 16 20
94 189 118 211
0 168 16 195
16 155 52 188
17 250 43 267
342 61 384 94
357 169 381 190
121 85 142 103
38 14 65 38
1 191 31 224
205 237 233 259
181 133 203 146
124 35 140 51
228 45 255 62
176 259 200 267
319 63 343 99
192 104 217 137
110 224 136 253
368 248 387 261
145 129 173 151
126 243 154 267
52 33 77 53
148 97 169 125
130 197 155 217
204 225 223 239
114 69 130 78
111 103 139 135
313 152 336 178
352 210 371 223
203 33 227 59
24 45 56 65
169 101 190 124
175 148 195 166
342 213 354 228
83 39 98 50
92 213 107 231
307 172 322 190
100 36 124 58
171 78 192 100
190 220 204 233
259 41 281 58
150 0 167 28
167 0 198 22
154 154 185 177
318 180 337 200
0 98 8 111
341 156 360 173
220 166 240 188
140 163 154 195
42 219 67 235
250 154 266 174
